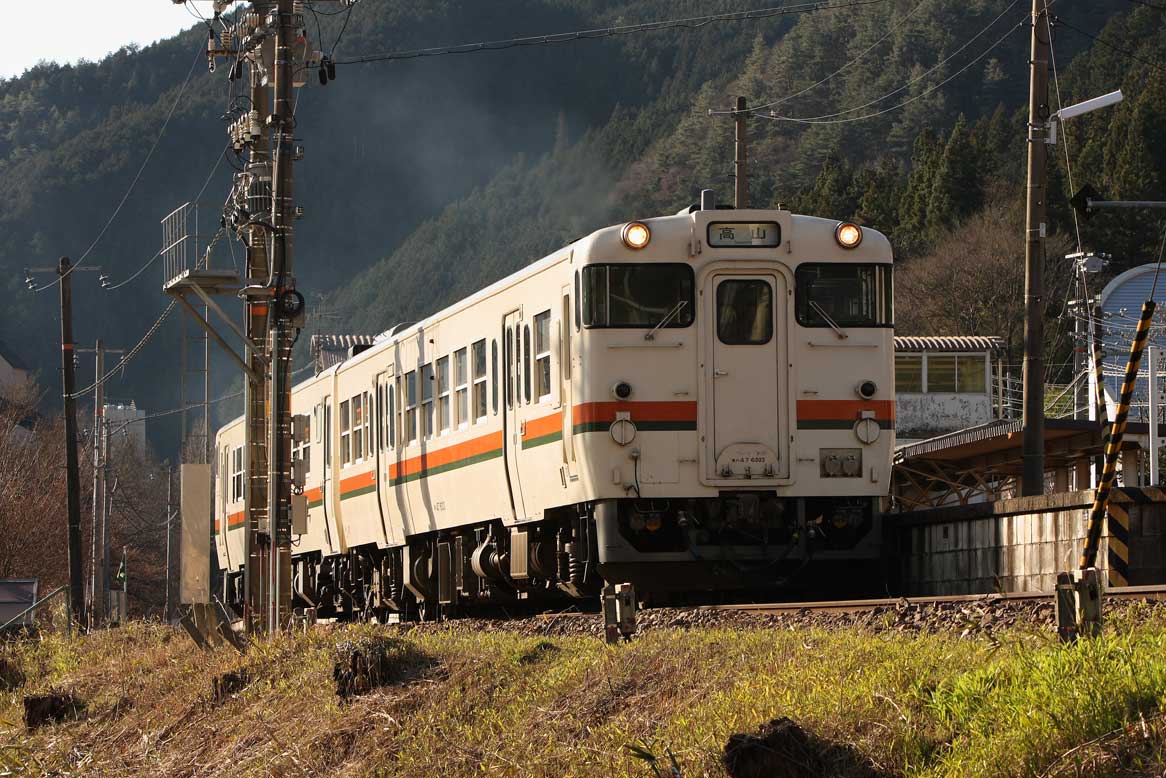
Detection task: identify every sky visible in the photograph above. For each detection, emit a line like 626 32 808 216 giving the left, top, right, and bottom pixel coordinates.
0 1 200 79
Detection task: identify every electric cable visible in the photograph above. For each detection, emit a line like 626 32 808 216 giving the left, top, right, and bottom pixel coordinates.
31 41 205 293
721 0 932 114
1122 0 1166 11
1046 2 1083 255
333 0 892 66
102 143 230 292
757 0 1025 124
69 300 178 399
1055 15 1166 74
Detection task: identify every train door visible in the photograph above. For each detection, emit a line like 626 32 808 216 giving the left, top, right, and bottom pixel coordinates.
374 369 397 546
502 309 527 519
321 395 342 553
560 284 577 478
705 272 789 481
216 444 231 568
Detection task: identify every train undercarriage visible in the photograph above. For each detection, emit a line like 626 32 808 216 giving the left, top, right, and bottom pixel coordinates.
222 494 884 621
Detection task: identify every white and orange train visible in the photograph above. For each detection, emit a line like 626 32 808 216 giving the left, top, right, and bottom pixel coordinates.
213 194 896 618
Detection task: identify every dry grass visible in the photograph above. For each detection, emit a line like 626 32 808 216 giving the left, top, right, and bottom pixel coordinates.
1 606 1165 777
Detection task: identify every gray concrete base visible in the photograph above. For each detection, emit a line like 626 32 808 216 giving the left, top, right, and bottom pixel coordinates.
892 488 1166 595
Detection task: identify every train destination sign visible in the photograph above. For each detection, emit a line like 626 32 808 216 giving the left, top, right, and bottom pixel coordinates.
707 221 781 248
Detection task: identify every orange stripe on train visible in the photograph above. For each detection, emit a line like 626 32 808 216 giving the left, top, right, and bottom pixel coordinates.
795 399 895 421
390 430 504 479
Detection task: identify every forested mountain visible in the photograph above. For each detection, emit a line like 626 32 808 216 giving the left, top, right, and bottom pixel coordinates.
0 0 1162 452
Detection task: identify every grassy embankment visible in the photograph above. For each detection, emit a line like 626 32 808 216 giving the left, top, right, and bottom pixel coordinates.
2 607 1166 777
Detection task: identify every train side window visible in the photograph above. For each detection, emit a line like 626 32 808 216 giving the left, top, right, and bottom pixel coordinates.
454 348 469 427
388 385 396 447
340 399 352 465
324 403 331 462
561 294 571 381
523 324 533 404
352 394 365 461
314 404 322 444
405 371 418 444
472 340 487 423
363 391 371 458
421 363 435 438
505 329 514 409
436 356 451 433
534 310 551 401
573 271 580 331
491 339 499 414
375 386 384 451
231 446 244 503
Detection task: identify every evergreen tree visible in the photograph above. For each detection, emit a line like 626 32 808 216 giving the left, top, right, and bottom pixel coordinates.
895 129 942 254
927 114 981 233
854 158 904 234
793 155 857 219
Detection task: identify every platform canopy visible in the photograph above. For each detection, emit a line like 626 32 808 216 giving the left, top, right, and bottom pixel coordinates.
892 418 1159 510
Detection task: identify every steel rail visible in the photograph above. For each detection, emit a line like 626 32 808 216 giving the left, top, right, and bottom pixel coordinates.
711 584 1166 614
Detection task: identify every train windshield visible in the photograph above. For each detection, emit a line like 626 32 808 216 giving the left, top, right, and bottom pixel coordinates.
581 263 695 328
795 263 893 328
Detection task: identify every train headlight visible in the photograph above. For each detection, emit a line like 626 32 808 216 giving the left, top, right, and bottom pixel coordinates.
621 221 651 250
835 222 863 249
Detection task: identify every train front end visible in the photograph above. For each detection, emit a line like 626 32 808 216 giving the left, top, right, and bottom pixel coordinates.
573 199 894 594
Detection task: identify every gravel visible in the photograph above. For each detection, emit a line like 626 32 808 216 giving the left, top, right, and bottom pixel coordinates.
387 597 1166 641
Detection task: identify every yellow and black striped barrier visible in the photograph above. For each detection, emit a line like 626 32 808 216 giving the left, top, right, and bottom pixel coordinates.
1106 502 1131 587
1081 300 1156 574
1106 487 1166 586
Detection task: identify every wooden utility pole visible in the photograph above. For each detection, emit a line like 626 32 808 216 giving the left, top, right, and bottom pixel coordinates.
734 96 747 209
58 257 86 628
1021 0 1051 496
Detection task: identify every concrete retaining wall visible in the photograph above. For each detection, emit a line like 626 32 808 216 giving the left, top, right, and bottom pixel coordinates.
893 488 1166 595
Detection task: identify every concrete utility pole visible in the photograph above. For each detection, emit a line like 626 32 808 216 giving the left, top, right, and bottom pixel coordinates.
164 465 174 622
266 0 298 632
172 0 318 636
58 257 86 628
1021 0 1051 496
734 96 747 209
241 20 273 635
90 341 105 626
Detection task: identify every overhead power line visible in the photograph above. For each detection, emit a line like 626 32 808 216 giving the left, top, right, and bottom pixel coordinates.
731 0 933 114
102 143 231 292
1054 16 1166 74
332 0 891 66
32 41 205 294
69 300 177 399
758 0 1024 124
1122 0 1166 11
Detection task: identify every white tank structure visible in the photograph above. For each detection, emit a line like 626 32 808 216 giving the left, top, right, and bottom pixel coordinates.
1096 264 1166 427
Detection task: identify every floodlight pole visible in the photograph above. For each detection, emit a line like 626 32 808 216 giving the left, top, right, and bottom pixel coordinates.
1022 0 1051 496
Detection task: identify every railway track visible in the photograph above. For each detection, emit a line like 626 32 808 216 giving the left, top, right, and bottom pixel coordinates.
712 584 1166 615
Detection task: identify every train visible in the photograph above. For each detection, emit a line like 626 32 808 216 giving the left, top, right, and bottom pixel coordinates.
213 193 896 619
